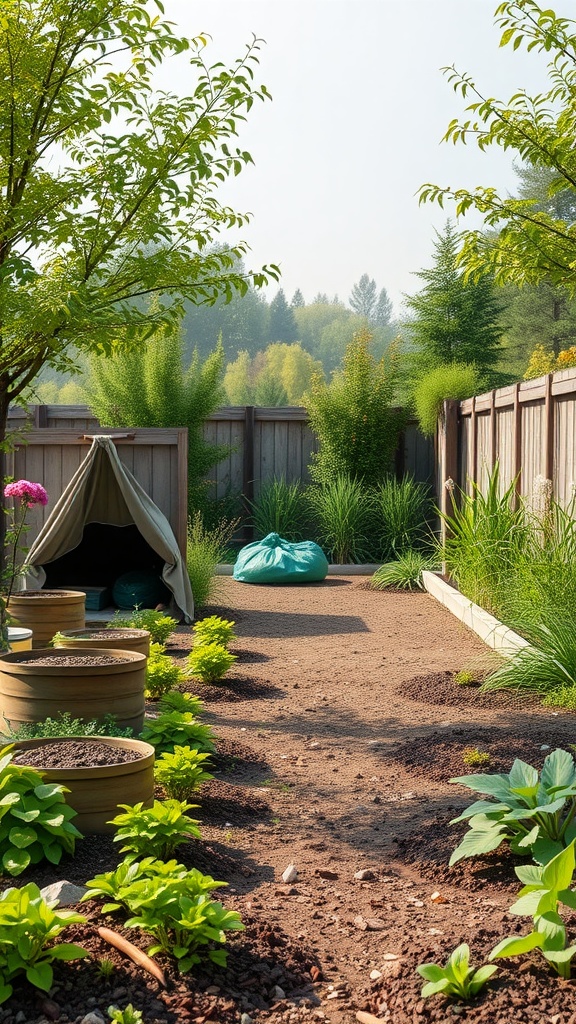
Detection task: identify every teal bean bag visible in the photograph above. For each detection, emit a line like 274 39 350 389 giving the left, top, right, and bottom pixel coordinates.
233 532 329 584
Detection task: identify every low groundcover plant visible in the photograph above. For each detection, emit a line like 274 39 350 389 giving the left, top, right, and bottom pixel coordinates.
417 942 497 1000
140 711 215 755
187 642 237 683
192 615 236 648
154 747 214 800
110 799 201 860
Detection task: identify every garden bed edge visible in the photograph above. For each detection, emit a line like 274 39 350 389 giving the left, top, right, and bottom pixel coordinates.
422 570 530 657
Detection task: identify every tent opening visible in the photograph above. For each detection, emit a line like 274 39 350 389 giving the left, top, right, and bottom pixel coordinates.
42 522 169 600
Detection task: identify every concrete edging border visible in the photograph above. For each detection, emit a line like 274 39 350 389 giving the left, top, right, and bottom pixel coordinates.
422 570 530 658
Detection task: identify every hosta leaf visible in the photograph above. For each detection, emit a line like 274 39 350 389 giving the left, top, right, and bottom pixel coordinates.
449 823 508 866
2 848 30 876
540 749 576 793
50 943 89 960
542 946 576 967
509 889 549 916
509 758 539 797
449 773 516 802
532 836 563 866
450 801 511 823
559 888 576 910
25 961 52 991
536 910 566 950
541 842 575 892
416 963 445 982
469 964 498 993
490 932 544 959
421 978 451 997
515 825 540 849
515 863 545 886
8 826 37 849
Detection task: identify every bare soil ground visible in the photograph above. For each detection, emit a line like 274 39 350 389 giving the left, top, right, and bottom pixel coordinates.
3 576 576 1024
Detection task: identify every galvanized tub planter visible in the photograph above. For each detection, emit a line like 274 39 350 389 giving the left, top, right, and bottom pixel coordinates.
52 627 151 658
12 736 155 834
0 648 147 735
7 590 86 647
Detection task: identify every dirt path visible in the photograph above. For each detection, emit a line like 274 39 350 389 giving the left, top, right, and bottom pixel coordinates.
180 577 576 1024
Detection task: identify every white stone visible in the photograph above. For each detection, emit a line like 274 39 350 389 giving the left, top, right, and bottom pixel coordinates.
40 880 88 907
282 864 298 883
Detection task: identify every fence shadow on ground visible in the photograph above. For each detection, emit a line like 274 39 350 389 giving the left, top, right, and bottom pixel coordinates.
235 610 369 638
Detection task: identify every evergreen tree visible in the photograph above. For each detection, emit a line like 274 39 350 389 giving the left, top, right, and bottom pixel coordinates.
404 221 503 374
291 289 305 308
313 292 329 304
268 289 298 342
373 288 394 327
349 274 378 319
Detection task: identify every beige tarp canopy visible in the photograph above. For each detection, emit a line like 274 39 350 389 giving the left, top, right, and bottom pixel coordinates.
26 435 194 623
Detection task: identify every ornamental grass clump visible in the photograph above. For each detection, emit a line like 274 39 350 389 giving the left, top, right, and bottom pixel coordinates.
374 475 434 559
247 477 307 541
306 475 375 564
187 642 237 684
154 747 214 800
0 745 82 876
187 512 239 612
192 615 236 648
370 551 438 591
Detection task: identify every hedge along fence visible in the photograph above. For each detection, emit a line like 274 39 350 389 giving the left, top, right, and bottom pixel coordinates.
437 366 576 528
8 406 435 513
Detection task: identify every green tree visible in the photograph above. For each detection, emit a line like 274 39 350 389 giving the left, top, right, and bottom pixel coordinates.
290 289 305 308
223 350 254 404
419 2 576 290
404 221 503 375
373 288 394 328
349 275 378 319
0 0 279 453
268 289 298 342
306 328 402 485
88 322 228 510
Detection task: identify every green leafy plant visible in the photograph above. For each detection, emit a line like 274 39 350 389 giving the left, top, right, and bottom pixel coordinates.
187 642 237 684
187 512 239 611
370 551 438 591
110 799 201 860
192 615 236 648
84 857 244 971
306 475 375 564
417 943 497 1000
462 748 491 769
247 477 307 541
373 474 434 559
140 711 215 755
154 747 214 800
108 609 177 645
449 747 576 867
454 670 476 686
0 882 87 1003
490 841 576 979
157 691 204 716
0 745 82 875
108 1006 143 1024
145 643 185 699
6 712 132 740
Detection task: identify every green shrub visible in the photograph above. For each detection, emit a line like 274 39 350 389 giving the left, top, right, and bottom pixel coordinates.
373 474 434 559
154 746 214 800
0 882 87 1003
84 856 243 970
248 477 307 541
6 712 132 740
110 799 201 860
187 642 237 683
306 475 375 564
412 363 482 437
145 643 184 698
370 551 438 591
108 609 177 645
0 745 82 875
306 327 402 485
141 711 215 756
187 512 239 611
157 691 204 716
192 615 236 648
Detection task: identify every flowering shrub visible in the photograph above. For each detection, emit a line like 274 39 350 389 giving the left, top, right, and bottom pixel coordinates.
2 479 49 649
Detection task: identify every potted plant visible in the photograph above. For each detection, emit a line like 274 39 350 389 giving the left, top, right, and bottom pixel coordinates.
11 736 155 834
0 648 147 735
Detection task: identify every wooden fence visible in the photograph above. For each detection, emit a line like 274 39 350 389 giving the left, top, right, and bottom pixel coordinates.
8 405 435 506
437 367 576 523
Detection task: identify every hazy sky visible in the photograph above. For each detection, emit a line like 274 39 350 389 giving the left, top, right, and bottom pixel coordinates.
160 1 562 315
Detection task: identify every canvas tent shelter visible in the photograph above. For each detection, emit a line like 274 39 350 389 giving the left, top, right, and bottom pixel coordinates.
25 435 194 622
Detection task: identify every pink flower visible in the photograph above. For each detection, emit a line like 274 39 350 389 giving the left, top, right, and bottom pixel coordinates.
4 480 48 507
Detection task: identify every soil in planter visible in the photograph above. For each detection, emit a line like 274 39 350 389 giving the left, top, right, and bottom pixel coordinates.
13 653 130 667
13 739 143 768
62 629 147 641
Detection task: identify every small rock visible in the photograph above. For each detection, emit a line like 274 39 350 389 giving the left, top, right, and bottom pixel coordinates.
309 742 321 749
80 1014 105 1024
381 953 399 961
369 970 383 980
282 864 298 884
273 985 286 999
240 1015 254 1024
310 966 323 981
15 1013 26 1024
541 744 551 750
430 890 447 904
37 999 60 1021
354 869 376 881
40 880 89 906
356 1012 387 1024
367 740 384 748
428 928 444 935
205 985 220 995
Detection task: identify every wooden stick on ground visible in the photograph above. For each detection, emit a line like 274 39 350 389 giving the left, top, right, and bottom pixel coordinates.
97 926 167 988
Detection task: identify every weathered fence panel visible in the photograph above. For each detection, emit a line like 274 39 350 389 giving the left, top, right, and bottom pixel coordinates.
8 406 435 508
437 368 576 525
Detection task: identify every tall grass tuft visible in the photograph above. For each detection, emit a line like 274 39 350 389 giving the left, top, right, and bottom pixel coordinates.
482 613 576 701
306 475 374 564
370 551 439 591
248 477 307 541
187 513 239 611
440 465 529 618
374 475 434 560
